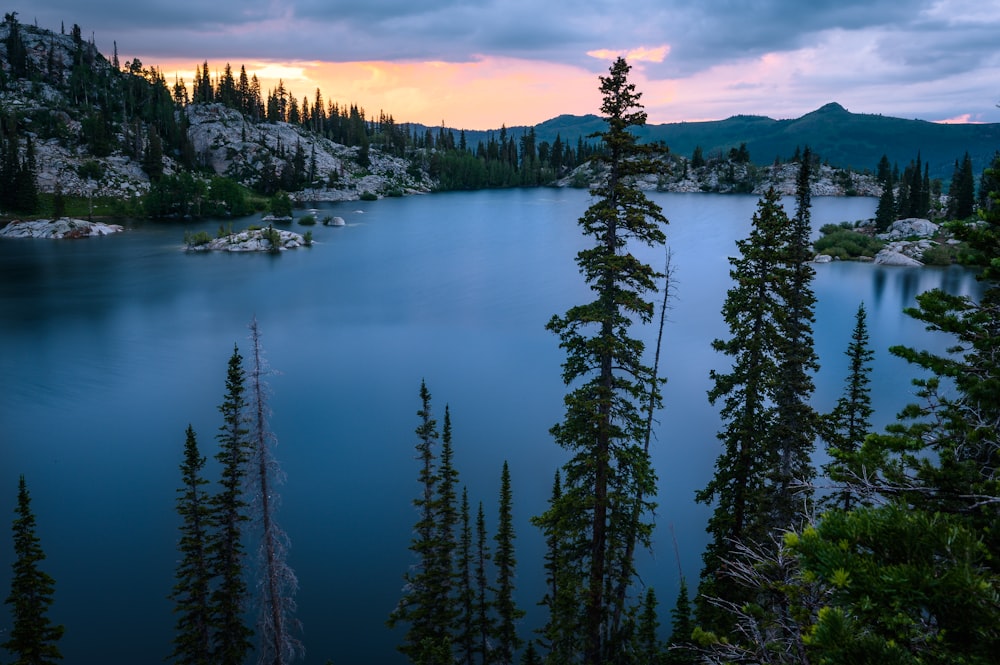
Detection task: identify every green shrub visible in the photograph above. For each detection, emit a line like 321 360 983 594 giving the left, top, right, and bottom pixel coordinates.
297 214 316 226
385 188 404 197
77 160 105 181
814 227 884 259
921 244 958 266
359 191 378 201
184 230 212 247
303 230 313 246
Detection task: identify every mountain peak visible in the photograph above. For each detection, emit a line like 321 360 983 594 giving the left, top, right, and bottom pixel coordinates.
814 102 849 114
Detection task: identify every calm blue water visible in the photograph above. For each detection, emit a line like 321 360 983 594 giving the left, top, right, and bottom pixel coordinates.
0 189 983 664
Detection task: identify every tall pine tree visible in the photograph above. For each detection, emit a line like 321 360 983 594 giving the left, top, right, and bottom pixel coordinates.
209 345 254 665
493 462 524 665
3 476 64 665
540 56 668 664
696 187 794 632
388 381 453 663
169 426 213 665
821 302 875 511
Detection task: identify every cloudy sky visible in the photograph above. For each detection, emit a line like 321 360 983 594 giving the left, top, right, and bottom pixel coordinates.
21 0 1000 129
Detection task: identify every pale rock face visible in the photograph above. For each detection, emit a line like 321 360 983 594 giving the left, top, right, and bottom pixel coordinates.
873 248 924 266
0 218 124 239
813 254 834 263
879 218 939 240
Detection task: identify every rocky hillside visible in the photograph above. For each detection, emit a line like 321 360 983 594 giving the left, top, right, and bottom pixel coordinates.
1 16 881 210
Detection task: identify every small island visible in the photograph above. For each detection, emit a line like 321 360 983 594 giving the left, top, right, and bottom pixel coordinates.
0 218 124 239
185 225 309 252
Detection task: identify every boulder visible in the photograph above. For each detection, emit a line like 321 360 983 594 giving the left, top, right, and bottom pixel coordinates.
879 218 939 240
813 254 833 263
874 249 923 267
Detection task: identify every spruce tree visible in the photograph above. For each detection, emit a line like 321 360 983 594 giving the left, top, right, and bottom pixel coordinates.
663 579 696 665
821 303 874 511
474 502 494 665
493 462 524 665
209 345 253 665
246 318 302 665
388 381 452 663
767 148 818 530
695 187 793 631
540 56 667 664
3 476 64 665
169 426 213 665
455 488 476 665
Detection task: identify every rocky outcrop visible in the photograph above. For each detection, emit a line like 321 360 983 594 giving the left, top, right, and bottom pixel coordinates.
878 218 939 240
0 218 124 239
874 250 923 267
186 228 307 252
560 159 880 196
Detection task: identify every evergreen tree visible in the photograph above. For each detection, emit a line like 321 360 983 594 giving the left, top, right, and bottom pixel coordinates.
209 345 254 665
388 381 452 663
821 303 874 511
532 471 580 663
766 148 818 530
634 587 663 665
947 152 975 219
455 488 476 665
663 579 696 665
3 476 64 665
874 154 896 232
474 501 494 665
493 462 524 665
695 187 794 632
169 426 213 665
246 318 302 665
540 56 667 665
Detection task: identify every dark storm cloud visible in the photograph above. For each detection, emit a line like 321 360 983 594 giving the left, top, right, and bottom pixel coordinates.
18 0 971 71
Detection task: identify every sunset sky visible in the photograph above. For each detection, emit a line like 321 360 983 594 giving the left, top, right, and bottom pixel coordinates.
20 0 1000 129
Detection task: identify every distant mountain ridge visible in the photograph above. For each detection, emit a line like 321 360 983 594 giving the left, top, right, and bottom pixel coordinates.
469 103 999 182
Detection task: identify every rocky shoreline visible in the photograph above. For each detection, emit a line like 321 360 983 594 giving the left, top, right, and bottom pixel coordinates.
0 218 124 239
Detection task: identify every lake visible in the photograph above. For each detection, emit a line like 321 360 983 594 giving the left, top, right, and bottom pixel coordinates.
0 189 983 664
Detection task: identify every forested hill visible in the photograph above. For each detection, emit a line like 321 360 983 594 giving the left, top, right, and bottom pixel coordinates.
527 103 1000 180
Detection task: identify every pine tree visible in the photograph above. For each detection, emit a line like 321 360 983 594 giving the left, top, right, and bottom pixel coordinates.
456 488 476 665
3 476 64 665
767 148 818 530
493 462 524 665
634 588 663 665
246 318 302 665
388 381 452 663
474 502 494 665
821 303 874 511
696 187 793 631
209 345 253 665
541 56 667 664
663 579 696 665
532 471 580 664
874 154 896 232
169 425 213 665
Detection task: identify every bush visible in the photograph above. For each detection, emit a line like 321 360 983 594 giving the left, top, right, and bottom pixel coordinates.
921 244 958 266
297 214 316 226
77 160 105 181
359 191 378 201
385 188 404 197
184 230 212 247
303 230 313 246
814 227 884 259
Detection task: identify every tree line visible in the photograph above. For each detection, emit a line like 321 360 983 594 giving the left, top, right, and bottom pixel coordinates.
5 57 1000 665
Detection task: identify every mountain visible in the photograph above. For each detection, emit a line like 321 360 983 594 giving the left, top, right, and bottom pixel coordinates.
527 103 1000 181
